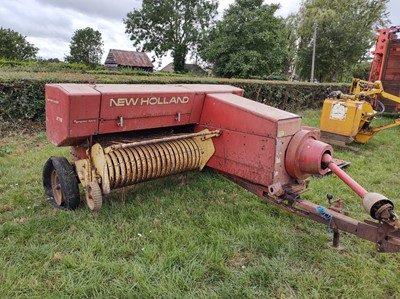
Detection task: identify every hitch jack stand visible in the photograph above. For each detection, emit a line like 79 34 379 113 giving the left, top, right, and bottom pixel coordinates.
330 230 344 250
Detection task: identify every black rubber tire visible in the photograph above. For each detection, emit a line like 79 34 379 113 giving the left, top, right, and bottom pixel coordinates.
42 156 80 210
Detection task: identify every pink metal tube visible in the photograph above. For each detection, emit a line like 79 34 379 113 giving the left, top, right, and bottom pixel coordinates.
322 154 368 198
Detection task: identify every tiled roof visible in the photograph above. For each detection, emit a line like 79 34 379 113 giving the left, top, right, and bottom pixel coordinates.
106 49 153 67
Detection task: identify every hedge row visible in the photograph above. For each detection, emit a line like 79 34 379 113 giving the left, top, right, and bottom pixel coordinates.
0 59 189 77
0 74 349 123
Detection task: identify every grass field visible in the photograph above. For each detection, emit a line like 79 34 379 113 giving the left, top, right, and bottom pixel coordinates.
1 110 400 298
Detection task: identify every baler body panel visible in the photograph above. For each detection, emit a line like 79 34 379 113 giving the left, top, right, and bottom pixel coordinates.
181 84 244 123
45 84 101 146
196 93 301 187
96 84 196 133
45 84 243 146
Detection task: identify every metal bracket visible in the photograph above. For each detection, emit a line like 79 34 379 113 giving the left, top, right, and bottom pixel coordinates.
117 116 124 127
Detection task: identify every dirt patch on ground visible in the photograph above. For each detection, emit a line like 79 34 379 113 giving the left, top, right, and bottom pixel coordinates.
226 251 255 270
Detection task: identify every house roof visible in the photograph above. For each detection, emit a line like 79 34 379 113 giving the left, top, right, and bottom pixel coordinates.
160 62 206 74
106 49 153 68
159 62 174 72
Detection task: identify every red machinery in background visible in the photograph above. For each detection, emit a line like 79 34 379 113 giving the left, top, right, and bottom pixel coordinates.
369 26 400 112
43 83 400 252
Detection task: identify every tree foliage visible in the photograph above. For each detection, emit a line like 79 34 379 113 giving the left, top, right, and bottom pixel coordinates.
293 0 388 82
124 0 218 72
65 27 104 66
0 28 38 60
200 0 289 79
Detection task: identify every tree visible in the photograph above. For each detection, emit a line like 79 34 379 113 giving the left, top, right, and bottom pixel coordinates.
124 0 218 72
200 0 289 79
0 28 38 60
65 27 104 66
293 0 388 82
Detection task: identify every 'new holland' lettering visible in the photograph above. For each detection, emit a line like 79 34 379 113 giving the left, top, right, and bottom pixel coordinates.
109 96 190 107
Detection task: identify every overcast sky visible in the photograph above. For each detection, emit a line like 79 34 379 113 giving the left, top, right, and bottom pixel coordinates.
1 0 399 68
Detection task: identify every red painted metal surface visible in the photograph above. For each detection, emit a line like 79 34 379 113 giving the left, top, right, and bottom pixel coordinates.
96 84 195 133
369 28 393 82
196 92 303 187
45 84 101 146
70 146 87 161
322 154 368 198
369 26 400 111
285 128 333 179
45 84 243 146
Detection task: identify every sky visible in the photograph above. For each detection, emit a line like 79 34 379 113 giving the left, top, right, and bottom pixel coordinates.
1 0 400 68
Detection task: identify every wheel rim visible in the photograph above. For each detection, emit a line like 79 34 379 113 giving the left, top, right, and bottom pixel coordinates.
51 169 63 205
86 182 102 211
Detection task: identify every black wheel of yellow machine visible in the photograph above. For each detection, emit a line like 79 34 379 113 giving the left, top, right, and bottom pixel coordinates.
85 182 102 211
42 156 80 210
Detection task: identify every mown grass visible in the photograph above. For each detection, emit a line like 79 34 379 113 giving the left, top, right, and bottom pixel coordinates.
1 111 400 298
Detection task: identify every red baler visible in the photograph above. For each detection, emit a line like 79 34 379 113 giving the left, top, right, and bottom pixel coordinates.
43 83 400 252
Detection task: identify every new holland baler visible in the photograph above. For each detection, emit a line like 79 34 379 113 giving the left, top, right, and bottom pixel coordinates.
43 83 400 252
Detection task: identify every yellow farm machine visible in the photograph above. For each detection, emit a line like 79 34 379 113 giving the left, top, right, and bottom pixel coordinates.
320 78 400 146
320 26 400 147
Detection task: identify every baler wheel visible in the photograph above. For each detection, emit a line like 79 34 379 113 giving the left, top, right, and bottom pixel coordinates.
42 157 80 210
85 182 102 211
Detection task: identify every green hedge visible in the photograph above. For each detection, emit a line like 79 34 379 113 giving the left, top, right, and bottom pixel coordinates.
0 80 46 121
229 81 349 111
0 75 349 123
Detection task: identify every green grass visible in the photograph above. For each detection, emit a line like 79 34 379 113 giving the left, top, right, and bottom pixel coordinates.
1 111 400 298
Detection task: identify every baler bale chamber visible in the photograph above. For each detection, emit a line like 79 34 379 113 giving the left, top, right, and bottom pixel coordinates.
43 83 400 252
